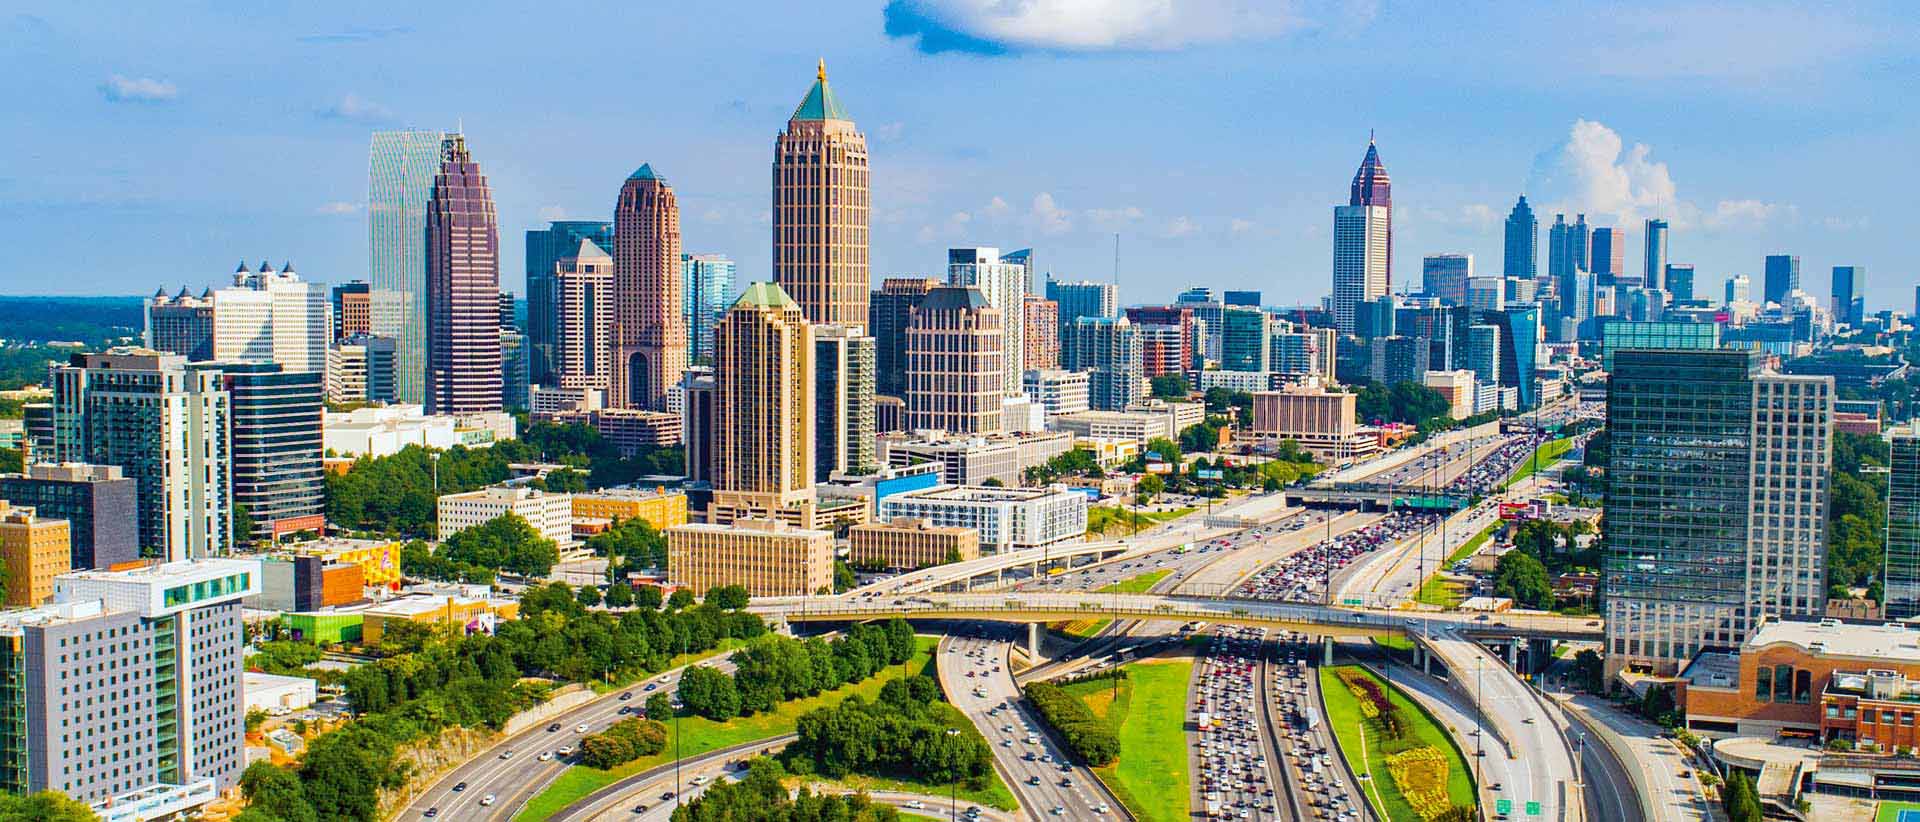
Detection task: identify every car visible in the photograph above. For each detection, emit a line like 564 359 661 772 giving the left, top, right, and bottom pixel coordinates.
424 809 438 818
498 750 513 759
619 691 633 700
480 794 497 806
661 791 676 801
576 723 590 733
631 805 649 814
1051 807 1067 816
1060 777 1073 787
547 723 562 732
558 746 574 756
904 801 926 810
1028 776 1041 786
645 683 658 691
1679 769 1693 778
538 751 555 761
452 782 468 792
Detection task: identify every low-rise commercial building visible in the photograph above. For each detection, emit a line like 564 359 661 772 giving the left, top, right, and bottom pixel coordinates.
248 538 403 611
359 593 521 647
243 672 318 714
1249 384 1378 461
548 407 682 454
436 486 574 545
322 404 517 457
0 501 69 606
876 431 1076 487
1680 618 1920 743
571 488 689 532
876 485 1087 554
666 519 835 597
1022 369 1090 417
849 518 980 569
1422 370 1477 421
1074 436 1140 469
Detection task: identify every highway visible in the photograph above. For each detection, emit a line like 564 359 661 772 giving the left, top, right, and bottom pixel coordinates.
938 632 1124 818
1190 627 1288 820
1420 630 1582 822
1559 695 1709 822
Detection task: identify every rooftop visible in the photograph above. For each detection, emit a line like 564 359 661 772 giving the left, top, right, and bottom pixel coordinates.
57 557 260 587
1681 650 1744 689
577 487 685 501
790 59 849 122
894 484 1075 503
668 519 833 538
1745 617 1920 663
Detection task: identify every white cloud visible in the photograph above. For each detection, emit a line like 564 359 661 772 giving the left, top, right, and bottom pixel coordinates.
888 0 1372 52
318 93 393 123
872 121 907 141
1029 193 1072 235
538 205 568 222
1229 218 1256 235
982 196 1012 221
315 202 361 216
1527 119 1793 234
99 75 178 103
1163 216 1199 238
1086 206 1144 230
1704 199 1795 229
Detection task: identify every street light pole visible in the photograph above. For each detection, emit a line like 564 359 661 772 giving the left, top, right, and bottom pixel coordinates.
946 727 961 820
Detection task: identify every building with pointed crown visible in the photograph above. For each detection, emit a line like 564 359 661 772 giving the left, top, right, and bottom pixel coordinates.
773 61 870 327
613 163 687 410
1332 137 1392 333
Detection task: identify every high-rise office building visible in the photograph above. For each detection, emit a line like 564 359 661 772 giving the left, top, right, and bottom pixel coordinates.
1395 305 1457 371
1125 306 1197 376
1547 213 1591 279
1175 288 1227 364
498 291 518 331
1888 424 1920 620
813 325 876 480
220 362 324 541
710 283 814 523
905 286 1003 434
332 280 372 340
680 368 715 484
1504 196 1538 277
1665 264 1696 302
773 61 870 327
51 349 229 560
1219 306 1272 372
1269 331 1318 377
0 463 137 571
1421 253 1472 305
0 502 68 607
948 247 1027 396
1224 290 1262 308
1764 254 1800 305
611 164 686 410
525 220 615 385
1589 227 1625 281
1726 274 1751 305
424 134 502 414
1332 139 1391 333
207 262 330 374
1466 277 1506 311
144 287 214 361
1831 265 1867 327
325 333 397 404
1465 324 1501 387
500 329 529 411
1065 317 1144 411
1022 296 1059 371
2 559 260 804
1000 248 1037 295
870 277 936 398
683 253 736 363
1604 348 1832 675
553 239 615 394
1643 218 1669 291
1481 306 1540 408
368 129 445 404
1045 279 1118 347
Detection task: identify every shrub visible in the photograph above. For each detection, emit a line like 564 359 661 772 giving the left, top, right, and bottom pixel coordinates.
577 718 668 769
1023 681 1119 766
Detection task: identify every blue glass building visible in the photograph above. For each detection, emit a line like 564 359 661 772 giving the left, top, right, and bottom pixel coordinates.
682 253 736 363
368 130 446 404
525 220 614 386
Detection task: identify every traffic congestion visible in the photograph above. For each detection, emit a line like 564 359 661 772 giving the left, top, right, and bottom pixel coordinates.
1232 512 1442 603
1194 627 1284 819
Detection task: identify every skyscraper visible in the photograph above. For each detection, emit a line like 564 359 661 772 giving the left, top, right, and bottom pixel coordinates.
332 280 372 341
144 287 214 361
220 362 323 541
1643 218 1669 291
1547 213 1590 278
1503 196 1538 277
683 253 736 363
424 134 502 414
553 239 615 394
525 220 614 385
1065 317 1144 411
773 61 870 327
1482 306 1539 408
368 129 445 404
1219 306 1272 372
1888 424 1920 620
612 164 686 411
813 325 876 481
1045 279 1118 347
710 283 814 524
905 286 1003 434
1726 274 1751 305
1764 254 1800 304
1022 296 1059 371
1589 227 1625 282
1665 264 1695 302
1831 265 1867 327
51 349 229 560
1332 139 1391 333
1604 348 1832 675
209 262 330 373
1421 253 1472 305
870 277 936 398
947 247 1027 397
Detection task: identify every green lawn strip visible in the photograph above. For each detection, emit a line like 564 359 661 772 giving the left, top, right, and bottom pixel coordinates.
1058 676 1133 733
1319 665 1476 821
515 637 940 822
1072 660 1191 822
1086 506 1197 537
1445 523 1501 566
1371 635 1415 652
1413 575 1464 608
1503 438 1574 489
1098 569 1172 594
1049 618 1112 641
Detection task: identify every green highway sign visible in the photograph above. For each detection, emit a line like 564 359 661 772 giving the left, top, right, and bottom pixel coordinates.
1526 801 1542 816
1343 598 1363 606
1495 800 1512 814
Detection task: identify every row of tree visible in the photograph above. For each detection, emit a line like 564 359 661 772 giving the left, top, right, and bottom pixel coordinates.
784 675 995 788
578 716 669 769
677 619 918 721
1022 680 1119 766
670 757 901 821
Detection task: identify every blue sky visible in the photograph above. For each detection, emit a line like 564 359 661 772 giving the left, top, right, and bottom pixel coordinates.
2 1 1915 311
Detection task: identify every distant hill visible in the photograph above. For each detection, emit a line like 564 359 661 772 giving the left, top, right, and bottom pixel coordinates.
0 295 145 345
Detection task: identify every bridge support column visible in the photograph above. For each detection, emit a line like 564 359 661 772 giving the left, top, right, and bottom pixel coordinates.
1420 643 1432 676
1028 622 1040 662
1322 636 1335 666
1527 638 1553 675
1504 641 1518 668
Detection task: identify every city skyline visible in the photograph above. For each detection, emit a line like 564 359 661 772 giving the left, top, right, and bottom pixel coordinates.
4 3 1914 311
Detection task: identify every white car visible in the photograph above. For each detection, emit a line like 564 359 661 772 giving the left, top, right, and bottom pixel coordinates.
575 723 590 733
480 794 497 806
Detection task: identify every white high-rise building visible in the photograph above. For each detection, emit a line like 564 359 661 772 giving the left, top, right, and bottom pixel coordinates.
948 247 1028 397
211 261 329 373
1333 205 1390 333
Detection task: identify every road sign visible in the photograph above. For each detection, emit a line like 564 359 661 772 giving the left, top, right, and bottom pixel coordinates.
1526 801 1542 816
1343 597 1363 606
1495 800 1512 814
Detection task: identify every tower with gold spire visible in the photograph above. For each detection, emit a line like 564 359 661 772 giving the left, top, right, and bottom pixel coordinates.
772 60 870 327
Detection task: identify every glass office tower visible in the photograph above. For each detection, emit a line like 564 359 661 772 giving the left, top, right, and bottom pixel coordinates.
1888 425 1920 620
368 130 446 404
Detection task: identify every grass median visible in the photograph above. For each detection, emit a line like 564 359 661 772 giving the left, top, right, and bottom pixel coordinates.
1065 659 1192 822
1086 506 1197 537
1503 438 1574 489
1319 664 1475 822
515 636 1017 820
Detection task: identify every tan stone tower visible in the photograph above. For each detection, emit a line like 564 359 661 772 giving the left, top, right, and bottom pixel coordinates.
709 283 815 524
773 60 870 327
612 164 686 410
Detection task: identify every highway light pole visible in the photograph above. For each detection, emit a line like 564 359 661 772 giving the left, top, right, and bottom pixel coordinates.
946 727 961 820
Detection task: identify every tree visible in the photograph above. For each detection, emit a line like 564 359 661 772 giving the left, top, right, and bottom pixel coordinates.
1151 374 1190 400
678 665 742 720
604 583 634 608
232 503 256 548
241 760 319 822
1723 769 1762 822
0 790 99 821
706 585 750 610
1493 550 1552 609
833 561 857 593
576 585 603 607
667 589 696 610
1572 649 1605 693
538 467 588 493
1136 473 1165 504
636 585 665 610
439 512 559 578
646 692 674 721
1179 422 1220 454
